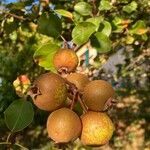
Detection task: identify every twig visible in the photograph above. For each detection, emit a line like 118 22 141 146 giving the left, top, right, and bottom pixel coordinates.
60 35 69 49
60 35 67 43
3 11 26 21
91 0 97 16
6 133 12 143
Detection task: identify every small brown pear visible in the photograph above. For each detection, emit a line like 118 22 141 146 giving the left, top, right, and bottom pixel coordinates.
81 111 114 146
83 80 115 111
47 108 82 143
31 73 67 111
66 73 89 92
53 49 79 73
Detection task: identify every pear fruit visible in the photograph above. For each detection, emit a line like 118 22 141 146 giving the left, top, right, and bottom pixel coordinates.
53 49 79 73
83 80 115 111
81 111 114 146
32 73 67 111
47 108 82 143
66 73 89 92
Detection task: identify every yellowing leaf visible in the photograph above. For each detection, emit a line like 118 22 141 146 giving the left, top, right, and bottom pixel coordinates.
55 9 73 19
137 28 148 35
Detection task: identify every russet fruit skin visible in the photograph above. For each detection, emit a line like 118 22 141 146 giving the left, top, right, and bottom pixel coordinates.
81 111 114 146
66 73 89 92
83 80 115 111
53 49 79 73
33 73 67 111
47 108 82 143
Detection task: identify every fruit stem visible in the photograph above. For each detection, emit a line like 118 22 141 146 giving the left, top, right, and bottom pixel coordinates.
70 92 78 110
78 94 88 113
63 78 88 113
63 78 77 91
60 35 69 49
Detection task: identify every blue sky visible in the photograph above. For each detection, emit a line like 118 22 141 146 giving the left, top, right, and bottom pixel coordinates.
4 0 17 4
4 0 38 4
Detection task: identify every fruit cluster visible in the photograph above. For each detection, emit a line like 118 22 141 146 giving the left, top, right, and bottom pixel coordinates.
29 48 115 146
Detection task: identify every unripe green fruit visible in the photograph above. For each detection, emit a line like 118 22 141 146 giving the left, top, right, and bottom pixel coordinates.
66 73 89 92
47 108 82 143
32 73 67 111
81 111 114 146
53 49 79 73
83 80 115 111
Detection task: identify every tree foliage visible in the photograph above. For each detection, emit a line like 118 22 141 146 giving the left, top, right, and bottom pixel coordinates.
0 0 149 149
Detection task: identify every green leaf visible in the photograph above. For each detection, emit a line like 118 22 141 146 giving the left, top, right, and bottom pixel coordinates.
123 1 137 13
74 2 92 16
4 100 34 132
141 34 148 41
112 17 127 33
38 12 62 38
72 22 96 45
55 9 73 19
90 32 111 53
99 21 112 36
99 0 112 11
86 16 104 31
34 42 60 71
129 20 147 35
73 12 84 23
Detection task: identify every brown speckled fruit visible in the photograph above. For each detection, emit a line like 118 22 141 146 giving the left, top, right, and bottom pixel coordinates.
83 80 115 111
32 73 67 111
66 73 89 92
47 108 82 143
53 49 79 73
81 111 114 146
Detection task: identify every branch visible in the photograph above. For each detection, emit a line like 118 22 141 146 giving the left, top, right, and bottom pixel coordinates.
3 11 26 21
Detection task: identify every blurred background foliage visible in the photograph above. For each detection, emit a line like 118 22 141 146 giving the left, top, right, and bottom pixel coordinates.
0 0 150 149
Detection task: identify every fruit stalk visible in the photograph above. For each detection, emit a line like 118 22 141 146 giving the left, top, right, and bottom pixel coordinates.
78 94 88 113
70 92 78 110
64 77 88 112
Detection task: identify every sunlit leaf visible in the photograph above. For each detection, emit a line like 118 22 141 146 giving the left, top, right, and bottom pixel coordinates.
74 2 92 16
4 100 34 132
55 9 73 19
112 17 128 33
86 16 103 31
34 42 60 71
73 12 84 23
123 1 138 13
99 0 112 11
129 20 148 35
72 22 96 45
99 21 112 36
91 32 111 53
38 12 62 38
